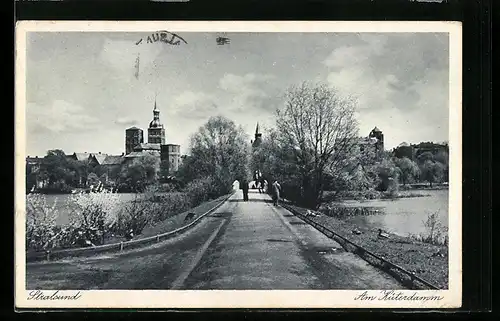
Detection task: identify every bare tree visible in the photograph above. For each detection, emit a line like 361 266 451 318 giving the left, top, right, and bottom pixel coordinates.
275 82 359 209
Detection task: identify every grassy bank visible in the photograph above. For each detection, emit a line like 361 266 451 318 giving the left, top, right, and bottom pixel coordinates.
138 194 230 239
324 185 448 202
285 204 448 289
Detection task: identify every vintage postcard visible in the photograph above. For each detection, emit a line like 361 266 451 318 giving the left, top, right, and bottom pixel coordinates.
15 21 462 309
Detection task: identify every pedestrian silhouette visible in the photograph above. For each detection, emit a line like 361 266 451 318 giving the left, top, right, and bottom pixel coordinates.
272 180 281 206
241 180 249 201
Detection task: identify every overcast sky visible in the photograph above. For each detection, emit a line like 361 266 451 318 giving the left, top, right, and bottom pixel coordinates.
25 32 449 157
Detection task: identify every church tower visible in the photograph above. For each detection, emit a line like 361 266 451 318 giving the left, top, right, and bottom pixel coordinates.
125 126 144 155
252 122 262 148
369 126 384 152
148 98 166 145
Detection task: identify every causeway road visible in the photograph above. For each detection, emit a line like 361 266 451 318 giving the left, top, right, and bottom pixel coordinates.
26 190 403 290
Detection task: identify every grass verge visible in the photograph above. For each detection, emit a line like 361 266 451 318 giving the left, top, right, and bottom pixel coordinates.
138 194 230 239
285 204 448 289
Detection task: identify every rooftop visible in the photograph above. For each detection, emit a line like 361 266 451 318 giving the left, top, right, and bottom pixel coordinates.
124 151 160 158
92 153 108 165
72 152 92 161
26 157 43 163
102 155 125 165
134 143 161 151
398 142 410 147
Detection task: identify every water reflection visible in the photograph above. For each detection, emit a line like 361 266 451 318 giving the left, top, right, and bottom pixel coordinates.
339 189 448 237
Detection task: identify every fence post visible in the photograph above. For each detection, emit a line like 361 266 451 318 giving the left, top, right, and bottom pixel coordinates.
46 250 51 261
120 242 124 251
156 235 160 243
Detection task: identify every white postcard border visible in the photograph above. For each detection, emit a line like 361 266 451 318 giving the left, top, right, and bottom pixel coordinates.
15 20 462 309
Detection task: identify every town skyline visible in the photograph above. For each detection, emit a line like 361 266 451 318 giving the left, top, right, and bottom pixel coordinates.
25 32 450 157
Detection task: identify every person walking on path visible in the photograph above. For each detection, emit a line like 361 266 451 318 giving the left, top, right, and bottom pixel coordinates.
271 180 281 206
241 180 249 202
258 177 265 194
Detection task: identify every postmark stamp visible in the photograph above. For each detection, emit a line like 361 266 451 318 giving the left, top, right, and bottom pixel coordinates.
135 30 188 46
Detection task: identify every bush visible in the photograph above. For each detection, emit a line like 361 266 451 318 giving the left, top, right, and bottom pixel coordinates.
319 204 381 218
184 176 224 207
280 180 303 204
67 189 122 246
153 192 191 222
26 194 59 251
382 177 400 199
112 195 155 240
410 210 448 245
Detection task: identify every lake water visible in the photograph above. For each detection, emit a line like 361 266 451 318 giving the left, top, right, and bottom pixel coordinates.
40 193 140 226
35 189 449 238
337 189 449 237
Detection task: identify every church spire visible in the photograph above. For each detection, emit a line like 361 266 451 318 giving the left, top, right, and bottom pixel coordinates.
149 93 162 129
253 122 262 145
148 92 166 145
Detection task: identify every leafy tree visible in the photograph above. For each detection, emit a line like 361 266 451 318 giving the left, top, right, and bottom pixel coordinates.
420 160 445 187
395 157 420 185
26 164 38 192
434 150 449 165
159 159 170 182
38 150 86 191
41 149 70 188
322 143 378 197
107 165 122 181
118 154 160 192
266 82 359 209
175 155 196 186
434 149 449 182
373 158 400 192
394 145 414 160
183 116 251 194
87 172 100 188
417 151 434 164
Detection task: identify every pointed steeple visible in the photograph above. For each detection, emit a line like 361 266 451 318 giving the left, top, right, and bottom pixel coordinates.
253 122 262 147
153 92 158 111
148 92 166 145
149 93 162 129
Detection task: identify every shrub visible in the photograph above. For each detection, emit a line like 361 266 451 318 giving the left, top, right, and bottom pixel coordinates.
184 176 223 207
153 192 191 222
382 177 400 199
157 183 178 193
410 210 448 245
112 195 154 240
320 203 381 218
26 194 59 251
68 189 122 246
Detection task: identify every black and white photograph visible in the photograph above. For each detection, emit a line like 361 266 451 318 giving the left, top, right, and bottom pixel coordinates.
15 21 462 309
